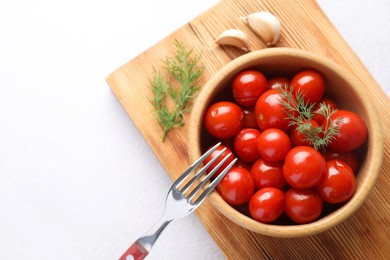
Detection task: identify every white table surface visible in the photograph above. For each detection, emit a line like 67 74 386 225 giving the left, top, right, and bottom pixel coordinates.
1 1 389 259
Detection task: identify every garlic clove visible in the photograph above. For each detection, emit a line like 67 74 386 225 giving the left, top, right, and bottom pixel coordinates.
241 11 281 46
215 29 251 52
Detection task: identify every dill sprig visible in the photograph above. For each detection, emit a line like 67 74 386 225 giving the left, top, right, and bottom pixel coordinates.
277 85 342 151
278 85 315 127
150 40 204 141
298 103 343 151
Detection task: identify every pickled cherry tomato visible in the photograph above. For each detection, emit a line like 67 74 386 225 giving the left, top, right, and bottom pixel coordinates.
324 149 359 173
283 146 326 189
234 128 261 162
242 106 258 129
268 77 290 90
232 69 268 106
257 128 291 162
290 69 325 104
327 110 368 152
250 158 285 189
255 89 294 131
316 160 356 204
217 166 255 206
235 159 252 171
204 101 243 139
249 187 285 223
285 188 323 224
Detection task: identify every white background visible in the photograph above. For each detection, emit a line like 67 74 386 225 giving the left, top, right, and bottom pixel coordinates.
0 1 389 259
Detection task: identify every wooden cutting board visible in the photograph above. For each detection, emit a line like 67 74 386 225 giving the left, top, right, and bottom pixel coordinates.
106 0 390 258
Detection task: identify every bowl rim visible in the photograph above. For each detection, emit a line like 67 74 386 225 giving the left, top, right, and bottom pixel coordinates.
187 47 383 237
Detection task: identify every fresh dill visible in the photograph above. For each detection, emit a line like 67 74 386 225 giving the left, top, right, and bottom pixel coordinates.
278 85 315 127
150 40 204 141
277 85 342 151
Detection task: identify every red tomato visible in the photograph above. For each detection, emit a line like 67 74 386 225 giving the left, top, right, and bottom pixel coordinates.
204 101 243 139
290 70 325 104
232 69 268 106
249 187 285 223
268 77 290 90
316 160 356 204
242 106 258 129
285 188 323 224
290 119 320 147
217 166 255 206
250 158 285 189
203 144 235 178
312 98 338 125
234 128 261 162
283 146 326 189
257 128 291 162
327 110 368 152
324 149 359 173
235 159 252 171
255 89 293 131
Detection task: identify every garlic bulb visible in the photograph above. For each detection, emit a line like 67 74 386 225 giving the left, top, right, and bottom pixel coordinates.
215 29 251 52
241 12 281 46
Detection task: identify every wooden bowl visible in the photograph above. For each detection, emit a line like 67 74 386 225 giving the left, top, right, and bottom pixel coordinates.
187 48 383 237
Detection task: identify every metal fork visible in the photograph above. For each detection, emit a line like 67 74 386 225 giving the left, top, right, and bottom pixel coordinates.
119 142 237 260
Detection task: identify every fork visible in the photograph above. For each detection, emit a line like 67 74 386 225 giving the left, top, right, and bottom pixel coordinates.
119 142 237 260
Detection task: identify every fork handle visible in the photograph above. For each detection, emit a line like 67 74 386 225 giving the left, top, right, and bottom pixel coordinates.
119 218 172 259
119 240 148 260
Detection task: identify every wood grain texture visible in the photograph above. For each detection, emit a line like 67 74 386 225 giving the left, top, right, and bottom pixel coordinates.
106 0 390 258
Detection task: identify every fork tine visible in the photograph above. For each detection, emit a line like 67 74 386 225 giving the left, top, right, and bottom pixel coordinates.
187 152 235 202
193 157 237 206
179 147 227 194
173 142 221 189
